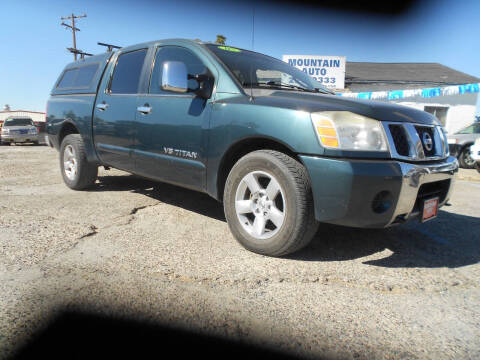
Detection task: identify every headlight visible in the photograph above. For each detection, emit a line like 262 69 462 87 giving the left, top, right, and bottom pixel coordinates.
2 128 9 134
311 111 388 151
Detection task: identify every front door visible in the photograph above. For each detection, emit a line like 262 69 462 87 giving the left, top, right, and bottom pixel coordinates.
134 46 212 192
93 48 148 172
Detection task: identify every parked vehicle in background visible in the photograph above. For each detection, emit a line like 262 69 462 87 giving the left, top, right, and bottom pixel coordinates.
34 121 46 143
470 137 480 173
46 39 458 256
1 117 39 145
447 122 480 168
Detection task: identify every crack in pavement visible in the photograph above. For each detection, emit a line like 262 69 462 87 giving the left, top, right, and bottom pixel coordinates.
150 270 475 294
129 205 150 215
77 225 98 239
75 202 160 239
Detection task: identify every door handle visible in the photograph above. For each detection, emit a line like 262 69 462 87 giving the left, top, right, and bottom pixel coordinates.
96 103 109 111
137 105 152 114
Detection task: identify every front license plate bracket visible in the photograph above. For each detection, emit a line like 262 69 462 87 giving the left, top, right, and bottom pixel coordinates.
422 197 439 222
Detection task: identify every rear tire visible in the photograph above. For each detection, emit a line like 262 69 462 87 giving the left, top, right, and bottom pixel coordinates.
223 150 318 257
459 145 475 169
60 134 98 190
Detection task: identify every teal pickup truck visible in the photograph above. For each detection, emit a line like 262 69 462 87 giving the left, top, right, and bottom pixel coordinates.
46 39 458 256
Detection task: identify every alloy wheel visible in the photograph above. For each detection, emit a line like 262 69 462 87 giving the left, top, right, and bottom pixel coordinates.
235 170 286 239
63 144 78 180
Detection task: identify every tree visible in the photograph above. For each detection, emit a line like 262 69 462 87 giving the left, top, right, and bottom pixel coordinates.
215 35 226 45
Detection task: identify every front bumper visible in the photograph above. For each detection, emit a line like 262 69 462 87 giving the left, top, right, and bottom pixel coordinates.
1 134 39 143
300 155 458 228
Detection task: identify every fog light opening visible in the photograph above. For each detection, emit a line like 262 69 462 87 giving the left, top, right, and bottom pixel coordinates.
372 191 393 214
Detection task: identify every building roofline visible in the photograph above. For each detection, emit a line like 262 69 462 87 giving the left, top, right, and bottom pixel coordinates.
347 61 441 65
0 110 45 114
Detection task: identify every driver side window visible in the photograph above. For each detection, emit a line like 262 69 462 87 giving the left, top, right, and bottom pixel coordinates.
149 46 207 94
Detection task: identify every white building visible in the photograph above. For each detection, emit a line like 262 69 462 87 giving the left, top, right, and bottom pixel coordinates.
0 109 46 124
341 62 480 134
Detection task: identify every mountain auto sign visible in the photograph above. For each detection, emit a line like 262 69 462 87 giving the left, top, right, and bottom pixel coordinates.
283 55 346 89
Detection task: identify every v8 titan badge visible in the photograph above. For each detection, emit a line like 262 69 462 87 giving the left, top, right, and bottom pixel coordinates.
422 197 439 222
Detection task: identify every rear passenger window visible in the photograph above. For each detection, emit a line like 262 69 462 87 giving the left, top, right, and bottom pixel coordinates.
56 64 100 89
75 64 99 87
110 49 147 94
57 69 77 88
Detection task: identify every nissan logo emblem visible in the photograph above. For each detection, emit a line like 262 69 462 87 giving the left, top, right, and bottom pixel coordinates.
422 132 433 151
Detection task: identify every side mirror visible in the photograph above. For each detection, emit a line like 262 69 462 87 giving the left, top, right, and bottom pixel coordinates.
161 61 188 93
188 72 214 99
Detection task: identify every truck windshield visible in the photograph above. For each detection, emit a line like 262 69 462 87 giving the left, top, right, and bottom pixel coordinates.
4 118 34 126
205 44 333 94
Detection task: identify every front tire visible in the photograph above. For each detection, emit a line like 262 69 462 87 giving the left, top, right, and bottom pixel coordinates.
60 134 98 190
223 150 318 257
459 145 475 169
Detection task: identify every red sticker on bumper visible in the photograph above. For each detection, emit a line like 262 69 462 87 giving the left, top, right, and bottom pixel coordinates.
422 197 439 222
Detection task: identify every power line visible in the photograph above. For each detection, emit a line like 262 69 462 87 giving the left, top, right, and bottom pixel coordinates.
61 13 87 61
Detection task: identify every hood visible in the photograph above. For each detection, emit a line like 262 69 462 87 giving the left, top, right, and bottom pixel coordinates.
245 89 439 125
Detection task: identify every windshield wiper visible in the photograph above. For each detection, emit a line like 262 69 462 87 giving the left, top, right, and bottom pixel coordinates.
315 87 336 95
242 81 336 95
265 81 315 92
242 81 314 92
266 81 336 95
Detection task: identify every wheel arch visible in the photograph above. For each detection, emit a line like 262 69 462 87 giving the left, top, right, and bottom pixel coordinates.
58 121 81 147
460 141 474 150
215 136 304 201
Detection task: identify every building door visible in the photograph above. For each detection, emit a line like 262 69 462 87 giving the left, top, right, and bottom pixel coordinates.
424 106 449 127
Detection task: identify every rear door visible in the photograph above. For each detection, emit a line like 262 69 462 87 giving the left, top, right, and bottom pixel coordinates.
133 45 213 191
93 48 148 172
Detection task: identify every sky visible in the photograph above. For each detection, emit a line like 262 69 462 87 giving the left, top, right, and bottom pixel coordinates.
1 0 479 112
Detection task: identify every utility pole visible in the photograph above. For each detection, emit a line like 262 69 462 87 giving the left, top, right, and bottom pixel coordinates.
61 13 87 61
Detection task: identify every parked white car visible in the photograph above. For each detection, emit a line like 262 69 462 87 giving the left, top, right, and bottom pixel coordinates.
1 117 39 145
470 137 480 173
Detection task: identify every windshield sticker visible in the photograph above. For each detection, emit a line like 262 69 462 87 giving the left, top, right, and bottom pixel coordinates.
218 46 241 53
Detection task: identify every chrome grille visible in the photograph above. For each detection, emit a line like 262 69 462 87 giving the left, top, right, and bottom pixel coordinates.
388 124 410 157
383 122 448 161
415 126 436 157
